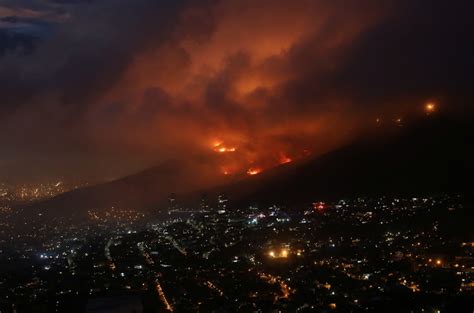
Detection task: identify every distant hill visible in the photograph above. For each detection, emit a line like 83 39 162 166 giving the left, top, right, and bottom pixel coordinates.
23 114 474 216
22 158 230 217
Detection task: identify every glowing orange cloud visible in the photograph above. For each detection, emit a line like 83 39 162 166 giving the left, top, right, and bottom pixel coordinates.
73 0 389 185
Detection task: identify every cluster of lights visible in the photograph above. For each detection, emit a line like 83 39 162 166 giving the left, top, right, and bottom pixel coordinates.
427 258 443 266
268 248 289 259
87 208 145 222
155 277 173 312
376 101 438 124
313 202 326 211
259 272 292 300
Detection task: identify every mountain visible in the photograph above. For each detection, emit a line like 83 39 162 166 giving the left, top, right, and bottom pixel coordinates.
23 114 474 216
21 158 231 217
198 115 474 207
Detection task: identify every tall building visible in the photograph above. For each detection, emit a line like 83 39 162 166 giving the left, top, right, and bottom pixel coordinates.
168 193 178 211
199 194 210 211
217 193 228 214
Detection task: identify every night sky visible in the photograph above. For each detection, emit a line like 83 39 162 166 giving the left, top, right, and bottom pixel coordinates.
0 0 473 183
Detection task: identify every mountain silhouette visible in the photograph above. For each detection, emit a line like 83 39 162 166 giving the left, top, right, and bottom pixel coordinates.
23 114 473 217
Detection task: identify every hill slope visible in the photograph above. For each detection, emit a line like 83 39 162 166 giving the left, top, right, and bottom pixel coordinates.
25 115 474 215
200 115 473 207
24 158 229 216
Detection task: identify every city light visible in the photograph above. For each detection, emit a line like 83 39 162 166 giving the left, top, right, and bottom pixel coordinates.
1 193 469 311
0 0 470 311
313 202 326 211
268 248 290 258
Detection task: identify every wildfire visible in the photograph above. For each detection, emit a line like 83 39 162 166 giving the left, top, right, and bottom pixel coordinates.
247 167 262 175
279 154 292 164
210 140 306 177
216 146 236 153
212 142 237 153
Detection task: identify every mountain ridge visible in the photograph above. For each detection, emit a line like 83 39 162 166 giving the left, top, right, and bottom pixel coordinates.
22 114 474 216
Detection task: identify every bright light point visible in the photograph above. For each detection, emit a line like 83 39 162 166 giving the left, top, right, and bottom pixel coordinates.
425 102 436 113
436 259 442 265
281 249 289 258
269 251 275 258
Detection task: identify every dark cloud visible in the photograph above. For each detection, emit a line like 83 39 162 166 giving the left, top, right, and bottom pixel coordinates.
333 1 474 105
